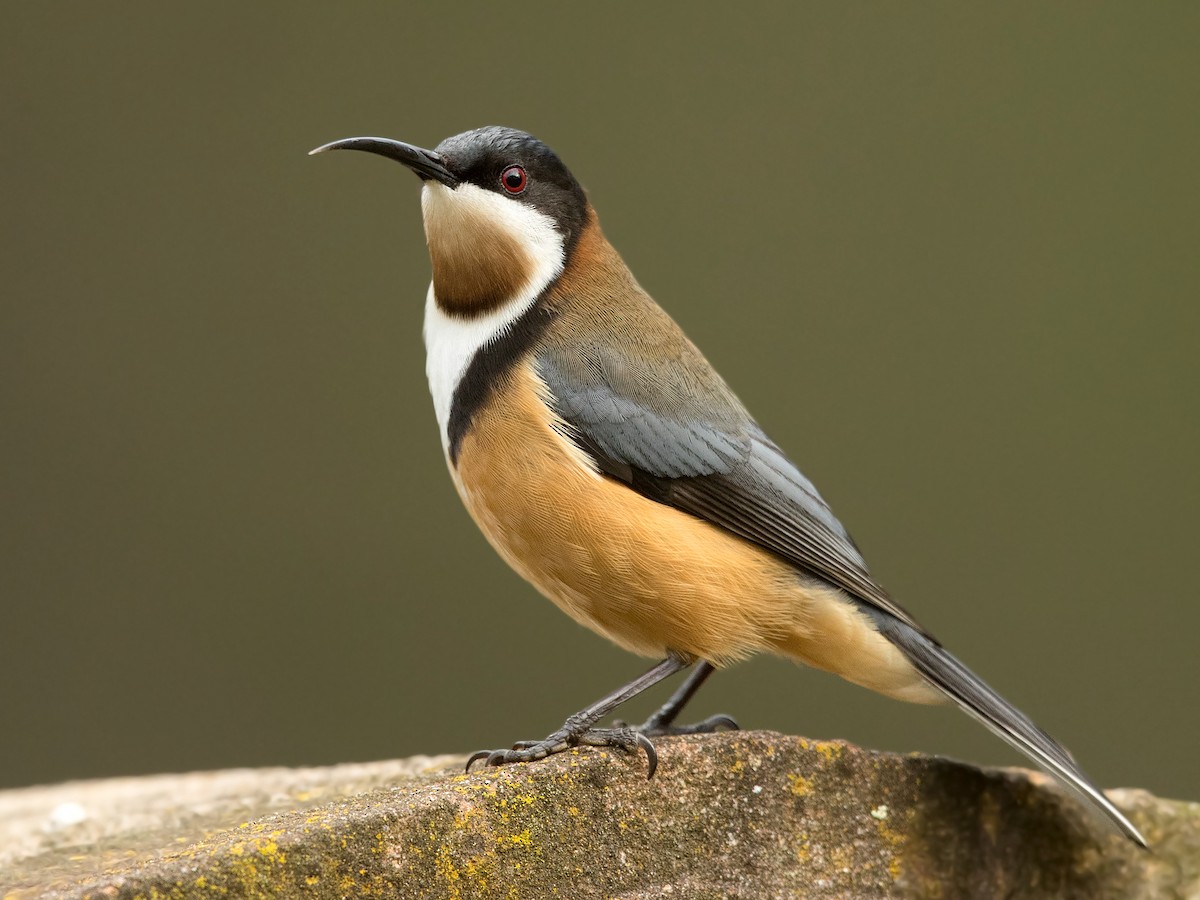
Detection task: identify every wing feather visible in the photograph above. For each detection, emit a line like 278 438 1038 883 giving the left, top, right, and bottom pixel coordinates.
537 351 929 635
534 331 1146 845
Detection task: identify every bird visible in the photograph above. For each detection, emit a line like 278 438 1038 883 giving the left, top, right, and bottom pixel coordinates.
310 125 1145 847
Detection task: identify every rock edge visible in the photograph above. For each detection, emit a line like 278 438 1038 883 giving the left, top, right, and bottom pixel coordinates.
2 731 1197 899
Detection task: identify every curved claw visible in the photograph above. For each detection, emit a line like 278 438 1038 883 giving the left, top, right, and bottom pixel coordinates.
465 749 494 773
709 714 740 732
636 732 659 779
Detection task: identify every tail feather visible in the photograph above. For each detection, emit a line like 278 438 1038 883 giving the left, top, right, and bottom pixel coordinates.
871 612 1147 848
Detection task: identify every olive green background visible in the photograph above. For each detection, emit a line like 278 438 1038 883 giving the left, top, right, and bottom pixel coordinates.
2 4 1197 800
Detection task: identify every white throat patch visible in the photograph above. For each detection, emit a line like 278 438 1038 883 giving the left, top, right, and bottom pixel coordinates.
421 182 566 452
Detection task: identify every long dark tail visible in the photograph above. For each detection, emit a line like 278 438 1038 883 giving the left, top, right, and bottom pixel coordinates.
870 611 1147 847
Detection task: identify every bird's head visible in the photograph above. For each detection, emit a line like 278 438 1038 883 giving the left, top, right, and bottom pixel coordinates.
312 126 589 316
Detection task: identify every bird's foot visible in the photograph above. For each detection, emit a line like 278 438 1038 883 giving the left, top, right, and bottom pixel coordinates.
615 712 740 738
466 725 659 777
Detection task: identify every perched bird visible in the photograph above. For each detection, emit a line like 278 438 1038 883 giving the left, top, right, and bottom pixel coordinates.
311 126 1145 846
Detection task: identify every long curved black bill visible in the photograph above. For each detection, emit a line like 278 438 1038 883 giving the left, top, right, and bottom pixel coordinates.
309 137 459 188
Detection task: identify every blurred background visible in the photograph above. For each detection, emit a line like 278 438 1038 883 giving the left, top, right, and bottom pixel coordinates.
2 4 1197 801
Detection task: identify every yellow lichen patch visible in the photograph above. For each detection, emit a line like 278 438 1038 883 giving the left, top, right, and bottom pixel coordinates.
815 741 842 763
874 814 906 851
305 874 320 886
868 816 902 883
505 829 533 847
788 774 812 797
255 837 286 865
730 759 745 774
453 805 481 830
435 841 463 900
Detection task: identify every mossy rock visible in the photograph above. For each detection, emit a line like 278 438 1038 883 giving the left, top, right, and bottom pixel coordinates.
2 732 1196 898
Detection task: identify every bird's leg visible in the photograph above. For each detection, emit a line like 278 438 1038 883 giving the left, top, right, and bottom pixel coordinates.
466 655 689 777
620 661 739 737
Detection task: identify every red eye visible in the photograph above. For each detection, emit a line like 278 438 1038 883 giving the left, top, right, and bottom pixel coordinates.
500 165 527 194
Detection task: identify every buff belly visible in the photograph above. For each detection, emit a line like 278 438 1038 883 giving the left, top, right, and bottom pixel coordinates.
447 362 941 704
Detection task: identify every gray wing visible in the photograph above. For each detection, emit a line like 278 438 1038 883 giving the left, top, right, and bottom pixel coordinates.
535 348 929 635
536 337 1149 845
537 343 1150 844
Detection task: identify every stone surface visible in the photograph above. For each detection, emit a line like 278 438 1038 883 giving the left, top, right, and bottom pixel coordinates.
2 732 1196 899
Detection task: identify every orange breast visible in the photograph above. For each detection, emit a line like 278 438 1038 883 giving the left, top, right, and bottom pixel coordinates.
449 362 941 705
